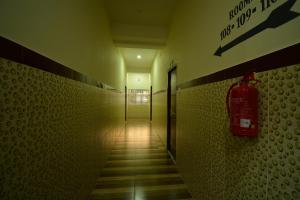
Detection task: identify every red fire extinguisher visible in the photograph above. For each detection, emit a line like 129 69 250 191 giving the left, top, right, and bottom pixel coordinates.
226 72 260 137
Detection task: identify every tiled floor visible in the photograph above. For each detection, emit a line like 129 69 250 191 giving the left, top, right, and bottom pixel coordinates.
90 120 192 200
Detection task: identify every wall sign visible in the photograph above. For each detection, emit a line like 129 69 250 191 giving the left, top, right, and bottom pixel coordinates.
214 0 299 56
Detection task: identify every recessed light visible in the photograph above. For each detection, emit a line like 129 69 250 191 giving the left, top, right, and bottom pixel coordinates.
137 55 142 59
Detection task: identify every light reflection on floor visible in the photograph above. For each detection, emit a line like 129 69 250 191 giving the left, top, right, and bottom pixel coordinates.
90 120 192 200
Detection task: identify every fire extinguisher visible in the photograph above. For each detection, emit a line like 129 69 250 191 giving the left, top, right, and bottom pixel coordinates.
226 72 260 137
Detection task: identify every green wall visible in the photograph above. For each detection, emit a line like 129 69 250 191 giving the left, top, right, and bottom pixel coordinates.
0 0 126 90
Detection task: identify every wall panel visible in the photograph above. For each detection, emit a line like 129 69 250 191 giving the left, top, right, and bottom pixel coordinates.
176 64 300 200
152 91 167 146
0 57 125 200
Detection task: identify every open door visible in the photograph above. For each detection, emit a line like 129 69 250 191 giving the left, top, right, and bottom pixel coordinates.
167 67 177 159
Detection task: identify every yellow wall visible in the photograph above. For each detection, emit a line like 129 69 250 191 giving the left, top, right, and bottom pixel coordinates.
152 0 300 91
0 0 126 90
150 1 300 199
151 50 169 91
127 73 151 90
176 64 300 200
152 92 167 146
0 57 126 199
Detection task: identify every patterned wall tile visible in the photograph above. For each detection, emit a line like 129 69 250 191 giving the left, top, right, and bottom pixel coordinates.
225 71 269 200
26 66 55 199
171 64 299 200
177 85 204 199
208 80 232 200
267 65 300 200
0 59 29 199
0 57 125 200
176 79 236 200
152 92 167 146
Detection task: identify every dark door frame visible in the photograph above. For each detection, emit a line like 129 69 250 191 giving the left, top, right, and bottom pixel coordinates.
167 66 177 153
150 86 153 121
125 86 127 121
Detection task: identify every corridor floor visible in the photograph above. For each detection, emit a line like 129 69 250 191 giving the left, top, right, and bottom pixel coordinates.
90 120 192 200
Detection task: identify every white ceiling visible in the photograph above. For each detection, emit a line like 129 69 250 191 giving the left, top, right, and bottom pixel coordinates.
104 0 176 71
119 48 157 70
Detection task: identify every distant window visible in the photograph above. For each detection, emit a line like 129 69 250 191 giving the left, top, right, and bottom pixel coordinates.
128 89 150 105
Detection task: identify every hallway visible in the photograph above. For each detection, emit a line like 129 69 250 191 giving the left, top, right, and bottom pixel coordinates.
1 0 299 199
90 120 192 200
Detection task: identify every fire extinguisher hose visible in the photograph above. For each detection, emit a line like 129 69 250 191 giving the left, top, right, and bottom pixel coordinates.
226 82 238 117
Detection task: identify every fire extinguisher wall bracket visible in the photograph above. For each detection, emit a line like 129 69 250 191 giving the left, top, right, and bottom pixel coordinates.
227 72 259 137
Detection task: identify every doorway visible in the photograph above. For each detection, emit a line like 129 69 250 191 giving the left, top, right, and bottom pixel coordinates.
167 66 177 159
126 73 151 120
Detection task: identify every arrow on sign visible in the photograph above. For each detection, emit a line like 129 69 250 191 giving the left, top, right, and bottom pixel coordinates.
214 0 300 56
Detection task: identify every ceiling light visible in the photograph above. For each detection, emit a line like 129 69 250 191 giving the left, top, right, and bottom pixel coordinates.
137 55 142 59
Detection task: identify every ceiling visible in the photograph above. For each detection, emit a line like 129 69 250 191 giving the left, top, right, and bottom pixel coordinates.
119 48 157 71
104 0 176 26
104 0 176 72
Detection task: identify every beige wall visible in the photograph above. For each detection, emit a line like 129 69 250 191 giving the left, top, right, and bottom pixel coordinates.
0 0 126 90
152 0 300 91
